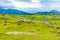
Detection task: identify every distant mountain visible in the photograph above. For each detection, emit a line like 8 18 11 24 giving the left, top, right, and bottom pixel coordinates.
0 8 60 15
34 10 60 15
33 12 49 15
49 10 60 14
0 8 6 14
0 8 31 15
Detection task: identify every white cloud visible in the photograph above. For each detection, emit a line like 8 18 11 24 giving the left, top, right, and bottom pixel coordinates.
9 0 42 9
45 3 60 10
1 0 60 13
0 0 12 8
32 0 40 3
0 0 43 13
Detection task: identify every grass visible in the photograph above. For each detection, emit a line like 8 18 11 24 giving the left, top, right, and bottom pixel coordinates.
0 14 60 40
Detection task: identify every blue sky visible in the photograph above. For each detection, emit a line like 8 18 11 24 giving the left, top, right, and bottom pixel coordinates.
0 0 60 13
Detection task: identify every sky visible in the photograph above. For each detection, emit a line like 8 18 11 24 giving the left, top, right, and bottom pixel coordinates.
0 0 60 13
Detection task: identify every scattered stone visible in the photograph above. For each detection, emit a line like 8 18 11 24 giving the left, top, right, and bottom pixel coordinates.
30 30 34 33
45 21 52 27
17 15 20 18
58 30 60 34
17 20 21 25
22 20 35 24
26 20 31 22
53 15 57 19
31 20 35 24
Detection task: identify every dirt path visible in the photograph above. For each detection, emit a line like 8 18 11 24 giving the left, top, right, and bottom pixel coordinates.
5 31 38 36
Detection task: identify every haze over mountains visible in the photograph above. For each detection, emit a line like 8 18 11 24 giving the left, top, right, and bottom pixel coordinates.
0 8 60 15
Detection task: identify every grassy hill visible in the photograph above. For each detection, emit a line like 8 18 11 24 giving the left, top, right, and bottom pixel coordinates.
0 14 60 40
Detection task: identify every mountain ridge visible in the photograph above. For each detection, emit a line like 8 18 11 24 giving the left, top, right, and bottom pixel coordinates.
0 8 60 15
0 8 31 15
33 10 60 15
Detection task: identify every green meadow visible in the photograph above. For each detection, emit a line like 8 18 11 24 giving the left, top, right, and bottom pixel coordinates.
0 14 60 40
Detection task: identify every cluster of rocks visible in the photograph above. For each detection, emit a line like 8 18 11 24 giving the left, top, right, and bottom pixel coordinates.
17 20 35 25
44 21 52 27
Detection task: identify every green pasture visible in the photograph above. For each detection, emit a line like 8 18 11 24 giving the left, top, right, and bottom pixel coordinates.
0 14 60 40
